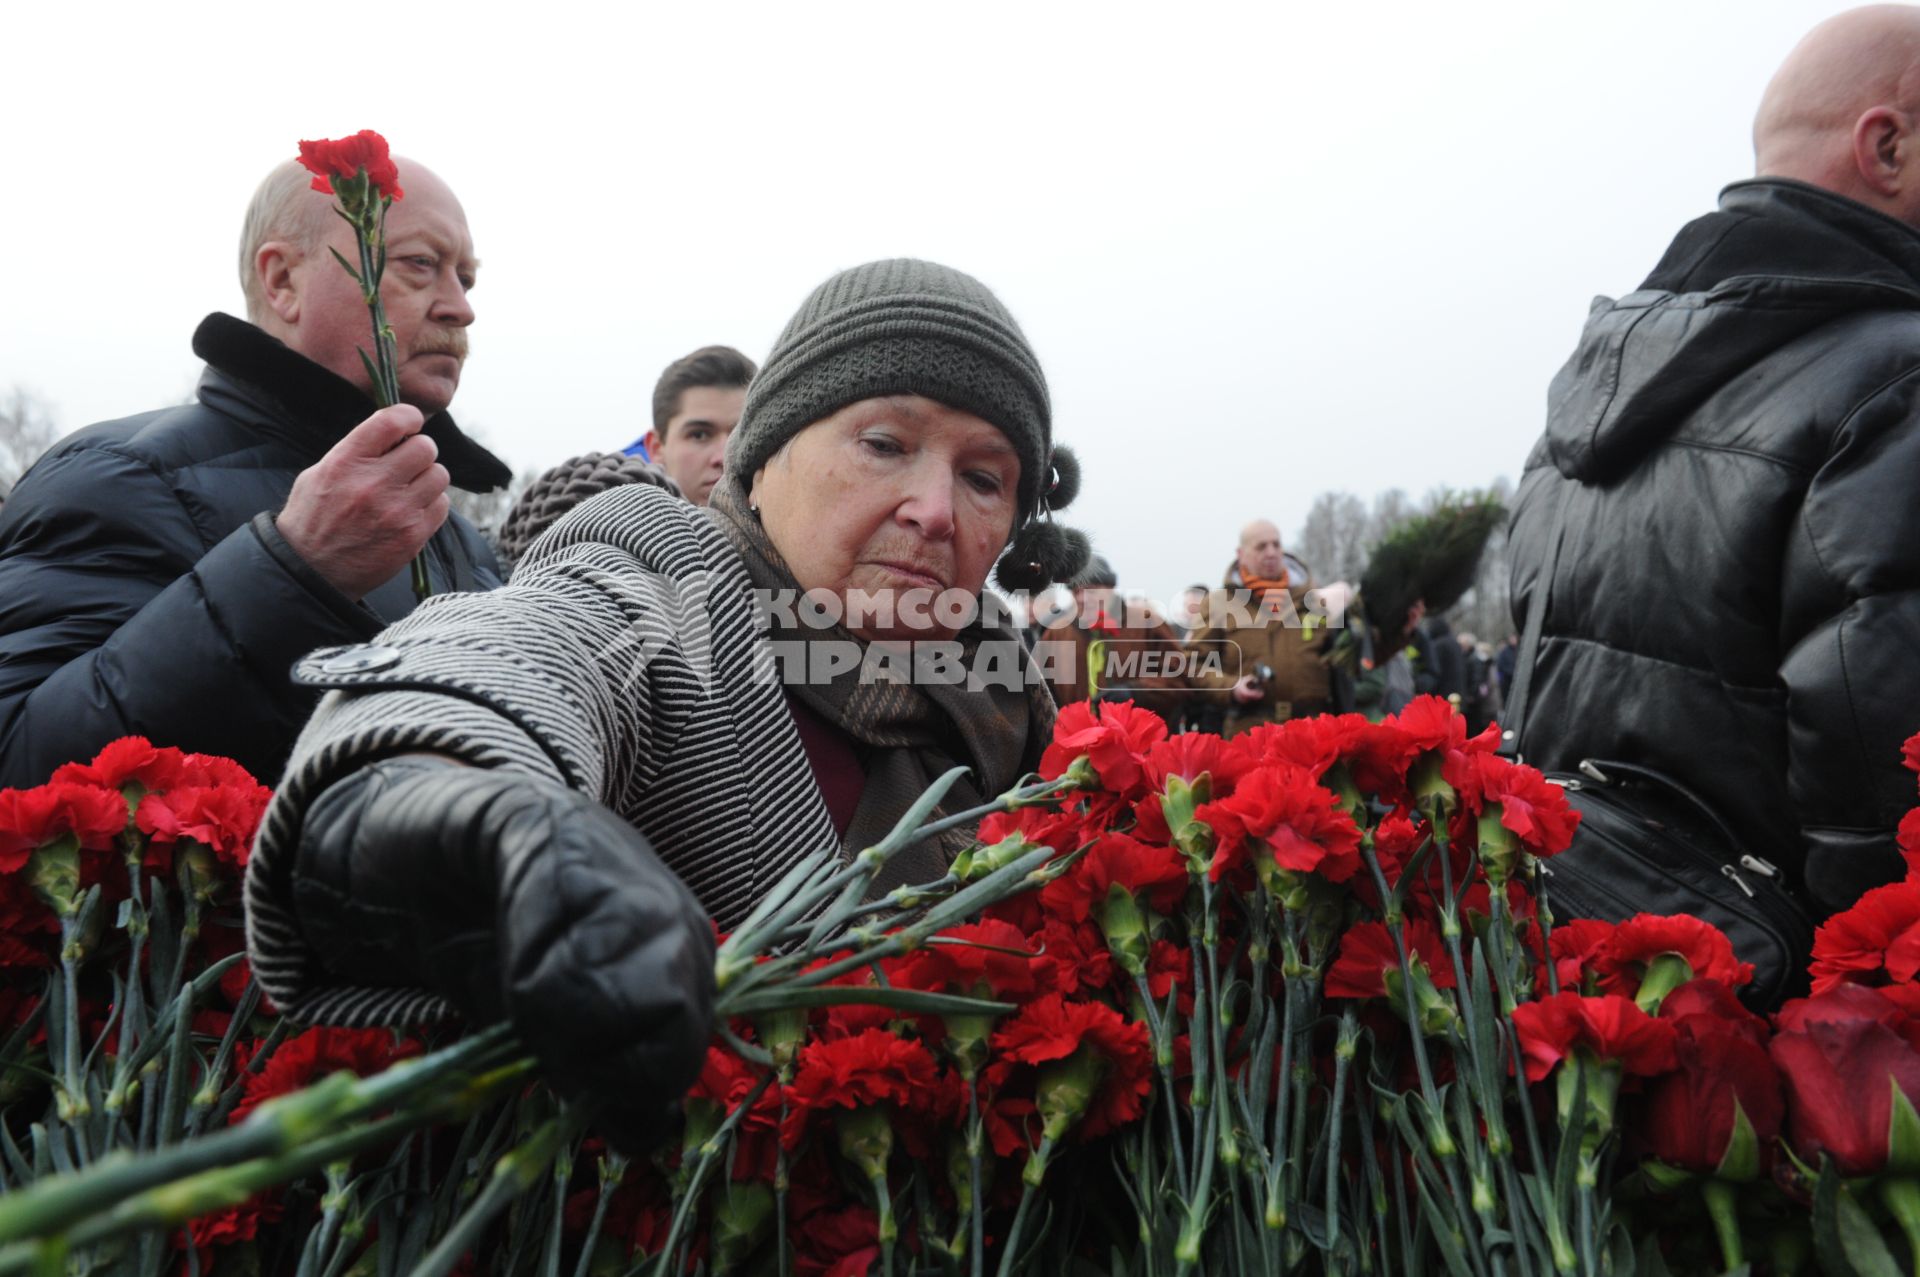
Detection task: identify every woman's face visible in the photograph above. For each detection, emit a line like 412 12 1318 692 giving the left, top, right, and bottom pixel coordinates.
750 395 1020 642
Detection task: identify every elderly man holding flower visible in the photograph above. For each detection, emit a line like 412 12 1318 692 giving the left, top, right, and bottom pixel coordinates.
0 137 509 789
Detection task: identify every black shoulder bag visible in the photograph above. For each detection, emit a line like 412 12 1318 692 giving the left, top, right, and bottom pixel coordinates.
1500 493 1814 1010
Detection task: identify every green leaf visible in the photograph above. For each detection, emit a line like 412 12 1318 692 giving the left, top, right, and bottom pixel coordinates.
1889 1081 1920 1176
1715 1100 1762 1184
327 246 363 284
1812 1160 1866 1277
1836 1180 1903 1277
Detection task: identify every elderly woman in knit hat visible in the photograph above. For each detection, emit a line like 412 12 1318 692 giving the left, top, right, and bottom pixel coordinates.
242 260 1087 1149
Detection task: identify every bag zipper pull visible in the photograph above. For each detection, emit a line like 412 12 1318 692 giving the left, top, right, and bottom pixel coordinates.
1720 864 1755 898
1738 854 1779 879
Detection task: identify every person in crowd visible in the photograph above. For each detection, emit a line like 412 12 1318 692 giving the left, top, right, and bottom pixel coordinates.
1036 554 1190 727
0 156 509 789
1455 630 1502 735
243 259 1090 1150
493 453 681 575
1493 632 1519 701
1170 583 1210 638
624 346 756 507
1183 519 1333 737
1507 4 1920 914
1412 611 1465 702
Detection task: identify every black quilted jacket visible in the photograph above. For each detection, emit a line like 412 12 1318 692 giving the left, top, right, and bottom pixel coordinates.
0 314 508 788
1509 179 1920 914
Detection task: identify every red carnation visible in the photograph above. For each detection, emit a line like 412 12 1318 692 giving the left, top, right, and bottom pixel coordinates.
899 919 1039 1001
1544 917 1619 995
1899 808 1920 879
1634 979 1781 1177
178 1191 285 1272
229 1026 421 1125
1510 992 1678 1084
1042 831 1188 925
1145 940 1196 1017
1039 700 1169 799
689 1045 784 1182
1904 729 1920 780
1810 880 1920 994
1029 918 1116 997
1592 914 1753 997
51 737 188 792
1327 920 1456 1001
297 130 403 200
0 872 57 967
976 803 1084 858
1199 762 1363 885
792 1203 882 1277
785 1029 944 1151
1446 752 1581 858
1769 984 1920 1175
1144 731 1256 794
0 782 128 873
136 780 272 872
986 994 1152 1148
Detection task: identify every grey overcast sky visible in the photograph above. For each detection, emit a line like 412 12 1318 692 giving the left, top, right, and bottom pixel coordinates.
0 0 1867 604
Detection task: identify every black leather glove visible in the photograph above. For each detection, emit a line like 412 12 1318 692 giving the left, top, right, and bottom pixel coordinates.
290 758 716 1153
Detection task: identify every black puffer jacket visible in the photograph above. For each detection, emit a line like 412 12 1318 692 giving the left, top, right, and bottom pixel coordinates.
0 314 509 788
1509 179 1920 915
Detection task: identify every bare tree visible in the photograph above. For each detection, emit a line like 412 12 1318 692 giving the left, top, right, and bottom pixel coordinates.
1448 474 1516 643
1293 491 1370 583
1290 477 1517 640
0 387 59 505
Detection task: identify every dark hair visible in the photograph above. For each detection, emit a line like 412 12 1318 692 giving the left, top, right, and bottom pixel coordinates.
652 346 757 438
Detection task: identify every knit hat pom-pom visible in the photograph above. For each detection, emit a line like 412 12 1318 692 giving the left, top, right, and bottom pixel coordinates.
1043 444 1082 513
995 521 1091 593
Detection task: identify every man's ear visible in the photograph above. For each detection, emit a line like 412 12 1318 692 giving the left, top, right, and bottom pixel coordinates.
256 241 303 325
642 429 664 456
1853 105 1912 195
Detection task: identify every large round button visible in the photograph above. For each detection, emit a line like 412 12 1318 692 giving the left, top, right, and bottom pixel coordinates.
313 645 403 675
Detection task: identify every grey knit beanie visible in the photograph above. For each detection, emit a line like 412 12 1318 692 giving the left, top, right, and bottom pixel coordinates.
728 258 1088 591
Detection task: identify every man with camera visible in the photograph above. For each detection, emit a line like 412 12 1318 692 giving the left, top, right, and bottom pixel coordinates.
1184 519 1334 738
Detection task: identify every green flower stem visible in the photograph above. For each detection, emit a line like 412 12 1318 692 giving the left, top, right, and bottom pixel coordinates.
869 1167 897 1277
777 844 1063 995
1325 1010 1358 1258
650 1070 774 1276
568 1153 623 1277
116 954 244 1084
994 1135 1055 1277
0 1026 521 1248
2 1102 426 1272
1363 846 1489 1277
1132 973 1189 1190
722 773 1081 994
410 1103 589 1277
53 894 98 1129
1265 915 1302 1232
1701 1177 1744 1273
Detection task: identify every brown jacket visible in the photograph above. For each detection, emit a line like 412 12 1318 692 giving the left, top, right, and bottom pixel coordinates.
1184 561 1333 737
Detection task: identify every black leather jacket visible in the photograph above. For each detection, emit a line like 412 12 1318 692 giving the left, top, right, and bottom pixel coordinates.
0 314 508 787
1509 179 1920 915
